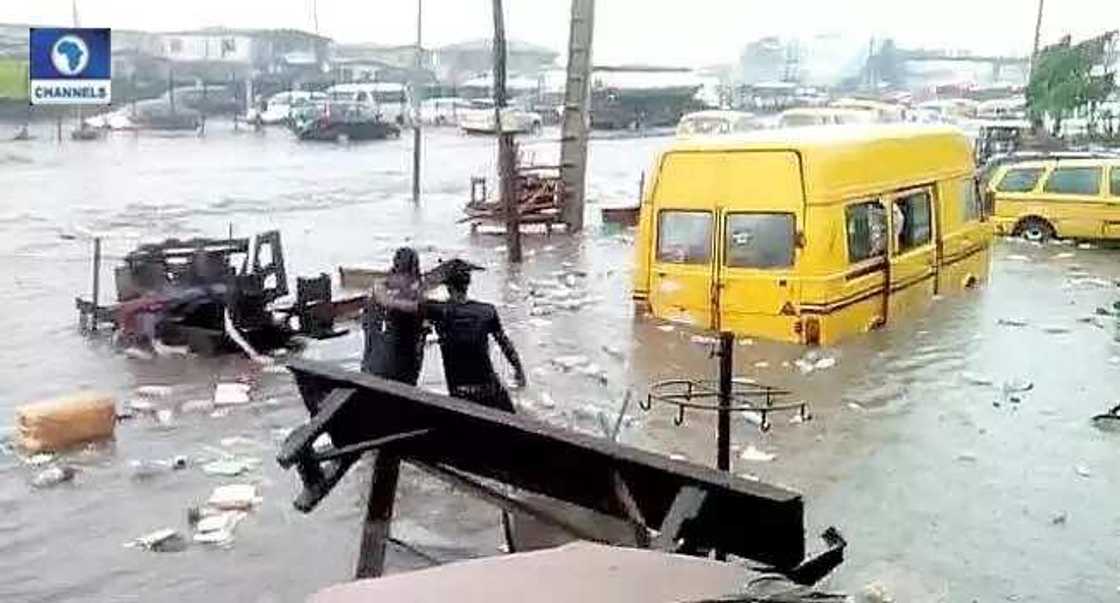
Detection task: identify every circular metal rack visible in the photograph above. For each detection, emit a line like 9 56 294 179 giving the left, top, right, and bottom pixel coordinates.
642 379 808 433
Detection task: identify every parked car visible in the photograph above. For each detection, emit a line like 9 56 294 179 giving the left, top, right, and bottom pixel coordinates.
458 99 542 135
247 91 328 125
325 83 410 126
419 97 474 126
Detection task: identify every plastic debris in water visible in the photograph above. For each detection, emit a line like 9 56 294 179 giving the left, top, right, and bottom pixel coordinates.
738 338 754 346
125 528 186 552
961 373 994 386
31 465 75 488
815 357 837 370
155 409 174 427
25 453 55 466
689 335 718 346
847 402 864 411
997 318 1029 327
1006 254 1031 262
202 458 256 477
753 361 770 369
656 324 675 332
1040 325 1071 334
538 392 557 409
668 453 687 462
207 484 261 510
738 444 776 462
1001 379 1034 394
214 383 251 406
1075 465 1091 478
135 385 172 398
193 510 247 546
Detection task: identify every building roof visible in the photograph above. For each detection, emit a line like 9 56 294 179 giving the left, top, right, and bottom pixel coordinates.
157 27 332 43
438 38 557 58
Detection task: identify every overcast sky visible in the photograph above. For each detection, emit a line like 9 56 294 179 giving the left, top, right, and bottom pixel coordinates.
3 0 1118 66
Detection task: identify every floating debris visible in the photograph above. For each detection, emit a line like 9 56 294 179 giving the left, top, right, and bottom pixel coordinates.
1001 379 1034 394
135 385 172 398
753 361 770 369
738 444 776 462
956 452 978 463
1050 512 1067 526
656 325 675 333
207 484 261 510
527 318 551 329
1040 325 1071 334
1074 465 1091 478
847 402 864 411
668 453 687 462
815 357 837 370
997 318 1029 327
538 392 557 409
601 344 625 359
1006 254 1031 262
1053 252 1076 260
552 355 590 371
127 399 156 413
738 338 754 346
25 453 55 466
861 581 894 603
125 528 187 553
193 510 247 546
214 383 251 406
689 335 718 346
1077 243 1095 250
155 409 175 427
1091 404 1120 431
31 465 75 488
201 458 256 477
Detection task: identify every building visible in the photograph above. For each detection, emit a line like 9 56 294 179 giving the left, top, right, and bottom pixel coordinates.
331 43 435 85
434 38 558 87
739 37 797 85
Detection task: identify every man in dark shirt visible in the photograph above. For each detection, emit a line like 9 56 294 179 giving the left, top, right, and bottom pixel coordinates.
373 259 526 412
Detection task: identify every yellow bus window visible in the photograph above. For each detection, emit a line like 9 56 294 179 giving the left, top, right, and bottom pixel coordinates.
1111 168 1120 196
997 168 1044 193
894 191 932 252
725 213 795 269
846 201 887 263
960 178 981 222
657 211 712 264
1043 167 1101 195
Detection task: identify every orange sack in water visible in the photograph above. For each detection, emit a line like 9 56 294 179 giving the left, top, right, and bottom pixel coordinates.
16 393 116 453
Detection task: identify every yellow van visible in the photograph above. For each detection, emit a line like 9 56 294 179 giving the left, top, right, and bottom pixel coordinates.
988 158 1120 241
632 125 991 345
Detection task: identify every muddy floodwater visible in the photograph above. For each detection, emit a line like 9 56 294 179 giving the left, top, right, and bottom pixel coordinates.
1 122 1118 602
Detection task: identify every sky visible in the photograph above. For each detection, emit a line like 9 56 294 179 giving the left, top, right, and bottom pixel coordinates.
2 0 1118 66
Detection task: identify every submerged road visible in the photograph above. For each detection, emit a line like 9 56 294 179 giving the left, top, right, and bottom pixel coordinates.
0 122 1117 602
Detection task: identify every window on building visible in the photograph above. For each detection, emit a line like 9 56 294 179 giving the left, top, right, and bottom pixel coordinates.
846 201 888 263
1111 168 1120 197
657 211 712 265
960 178 982 222
724 213 795 269
1043 167 1102 196
997 167 1044 193
169 38 183 53
894 190 933 252
221 38 237 57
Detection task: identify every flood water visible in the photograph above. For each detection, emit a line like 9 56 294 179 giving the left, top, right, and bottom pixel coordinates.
1 121 1118 602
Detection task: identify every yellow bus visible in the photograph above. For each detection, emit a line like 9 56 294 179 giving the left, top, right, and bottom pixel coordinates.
988 158 1120 241
632 125 991 345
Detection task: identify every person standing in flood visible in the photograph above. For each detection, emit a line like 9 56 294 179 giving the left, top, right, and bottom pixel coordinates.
361 247 427 385
373 259 526 412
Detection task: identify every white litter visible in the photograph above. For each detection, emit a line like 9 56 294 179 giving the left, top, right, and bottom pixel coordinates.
123 347 154 361
847 402 864 411
1040 325 1071 334
668 453 687 462
753 361 770 369
1053 252 1075 260
601 345 625 359
1075 465 1091 478
527 318 551 329
738 338 754 346
207 484 261 510
125 528 183 551
155 409 175 427
202 459 255 477
128 399 156 413
689 335 718 346
732 376 757 385
1077 243 1095 250
815 357 837 370
193 510 247 545
181 399 214 414
135 385 172 398
1006 254 1031 262
214 383 251 406
538 392 557 409
738 444 776 462
794 359 815 375
657 325 675 332
26 453 54 466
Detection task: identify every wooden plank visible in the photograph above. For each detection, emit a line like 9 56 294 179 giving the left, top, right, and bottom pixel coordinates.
652 486 707 552
355 452 402 579
286 359 806 568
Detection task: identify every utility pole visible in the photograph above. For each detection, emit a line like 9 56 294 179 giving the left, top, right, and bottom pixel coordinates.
312 0 320 35
1029 0 1045 79
559 0 594 232
412 0 423 205
492 0 521 262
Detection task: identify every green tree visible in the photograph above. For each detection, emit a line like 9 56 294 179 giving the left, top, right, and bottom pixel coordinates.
1027 32 1117 136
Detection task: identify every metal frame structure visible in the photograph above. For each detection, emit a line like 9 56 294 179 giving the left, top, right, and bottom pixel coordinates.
278 359 845 584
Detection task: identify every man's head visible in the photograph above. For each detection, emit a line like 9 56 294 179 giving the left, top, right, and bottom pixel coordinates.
445 262 472 298
391 247 420 278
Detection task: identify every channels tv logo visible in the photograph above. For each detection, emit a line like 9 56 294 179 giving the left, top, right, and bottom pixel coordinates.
29 28 111 106
50 35 90 77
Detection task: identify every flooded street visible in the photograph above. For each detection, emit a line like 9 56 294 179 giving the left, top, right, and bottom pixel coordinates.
1 121 1118 602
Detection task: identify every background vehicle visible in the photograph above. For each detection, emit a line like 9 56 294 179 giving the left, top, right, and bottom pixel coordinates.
160 85 240 115
633 125 990 345
988 157 1120 241
419 97 475 126
675 110 759 137
458 100 543 135
777 107 876 128
829 98 906 123
248 91 327 125
325 83 410 126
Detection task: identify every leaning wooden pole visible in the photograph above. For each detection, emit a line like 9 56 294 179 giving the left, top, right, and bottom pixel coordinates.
559 0 595 232
492 0 521 262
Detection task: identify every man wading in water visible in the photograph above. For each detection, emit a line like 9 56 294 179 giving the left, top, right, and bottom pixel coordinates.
362 247 427 385
373 259 526 411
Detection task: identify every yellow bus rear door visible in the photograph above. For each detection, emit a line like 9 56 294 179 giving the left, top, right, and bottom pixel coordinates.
886 187 938 320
